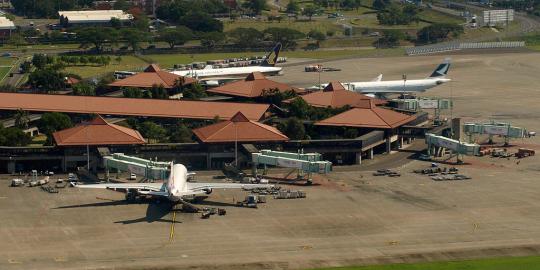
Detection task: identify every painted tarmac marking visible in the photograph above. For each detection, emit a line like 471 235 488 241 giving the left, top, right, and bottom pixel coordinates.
8 259 21 264
169 207 177 242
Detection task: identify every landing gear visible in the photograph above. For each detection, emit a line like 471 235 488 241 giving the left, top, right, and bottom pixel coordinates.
125 190 138 203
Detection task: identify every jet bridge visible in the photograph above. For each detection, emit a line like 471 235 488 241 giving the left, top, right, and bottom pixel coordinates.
391 98 453 111
104 153 170 180
251 150 332 182
391 98 452 124
463 121 534 145
425 133 480 162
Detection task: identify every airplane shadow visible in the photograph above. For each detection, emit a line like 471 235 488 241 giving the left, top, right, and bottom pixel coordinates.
53 200 127 209
196 200 237 208
54 200 178 224
114 202 178 224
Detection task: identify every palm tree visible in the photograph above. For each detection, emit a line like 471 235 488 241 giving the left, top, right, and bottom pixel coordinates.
14 109 30 129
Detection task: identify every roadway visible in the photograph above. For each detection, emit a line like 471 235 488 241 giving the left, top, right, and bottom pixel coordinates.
435 1 540 39
0 114 42 128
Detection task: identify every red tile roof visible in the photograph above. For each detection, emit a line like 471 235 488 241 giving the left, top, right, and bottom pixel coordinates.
285 82 386 108
193 112 289 143
0 93 270 120
207 72 302 98
64 77 80 85
53 115 146 146
315 101 415 129
108 64 197 89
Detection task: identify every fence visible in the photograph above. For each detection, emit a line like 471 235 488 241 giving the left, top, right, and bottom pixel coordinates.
406 41 525 55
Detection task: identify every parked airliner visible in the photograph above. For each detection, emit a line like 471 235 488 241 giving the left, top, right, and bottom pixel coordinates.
313 58 451 94
172 43 283 80
75 163 271 204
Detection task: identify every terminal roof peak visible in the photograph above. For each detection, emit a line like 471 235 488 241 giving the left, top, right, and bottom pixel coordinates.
245 72 266 81
87 115 108 125
230 111 250 122
144 64 161 72
323 81 346 92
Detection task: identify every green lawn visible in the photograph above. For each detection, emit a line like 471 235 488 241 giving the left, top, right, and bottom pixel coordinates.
418 9 464 24
0 56 15 66
0 66 12 82
63 55 149 78
283 47 404 59
63 48 404 78
312 256 540 270
0 43 81 52
317 37 379 48
145 48 403 68
350 14 430 30
0 56 16 83
224 19 342 34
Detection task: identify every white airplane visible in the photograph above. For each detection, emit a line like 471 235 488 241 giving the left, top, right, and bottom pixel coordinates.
172 43 283 83
75 163 272 205
313 58 451 94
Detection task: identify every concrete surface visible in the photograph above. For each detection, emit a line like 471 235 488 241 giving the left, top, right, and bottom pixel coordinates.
2 52 540 270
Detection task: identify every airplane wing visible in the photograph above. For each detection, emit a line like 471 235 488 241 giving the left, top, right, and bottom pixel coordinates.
74 182 165 192
371 74 383 82
187 182 273 192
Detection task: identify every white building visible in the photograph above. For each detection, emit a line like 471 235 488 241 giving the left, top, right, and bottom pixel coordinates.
58 10 133 25
0 16 15 37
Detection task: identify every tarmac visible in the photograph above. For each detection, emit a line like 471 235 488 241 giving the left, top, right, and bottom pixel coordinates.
2 51 540 270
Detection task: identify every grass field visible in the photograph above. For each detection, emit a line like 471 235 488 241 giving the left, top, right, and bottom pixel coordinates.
0 66 12 81
63 48 404 78
224 19 342 34
145 48 404 68
63 55 148 78
311 256 540 270
350 14 430 30
0 57 16 66
418 9 463 24
316 37 379 48
0 56 16 83
0 43 81 52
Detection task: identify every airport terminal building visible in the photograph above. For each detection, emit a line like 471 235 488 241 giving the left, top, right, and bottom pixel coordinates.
0 85 438 174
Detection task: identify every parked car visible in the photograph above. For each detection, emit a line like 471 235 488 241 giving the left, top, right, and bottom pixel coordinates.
68 173 78 182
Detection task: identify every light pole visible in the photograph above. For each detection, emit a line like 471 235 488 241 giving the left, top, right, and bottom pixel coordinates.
234 122 238 166
402 74 407 98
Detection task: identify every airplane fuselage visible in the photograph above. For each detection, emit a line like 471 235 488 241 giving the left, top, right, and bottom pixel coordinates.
166 163 189 201
343 78 451 93
172 66 282 79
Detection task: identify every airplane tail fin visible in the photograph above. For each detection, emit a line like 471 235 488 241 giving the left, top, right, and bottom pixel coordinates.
428 58 451 78
261 43 282 67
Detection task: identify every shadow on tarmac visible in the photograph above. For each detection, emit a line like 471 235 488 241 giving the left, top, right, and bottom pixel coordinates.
114 202 177 224
54 200 178 224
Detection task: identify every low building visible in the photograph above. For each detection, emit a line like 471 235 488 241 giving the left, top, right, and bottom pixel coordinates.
284 81 386 108
193 112 289 143
315 100 415 129
0 92 270 121
0 16 15 38
207 72 303 98
53 115 146 146
108 64 197 89
58 10 133 26
52 115 146 171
